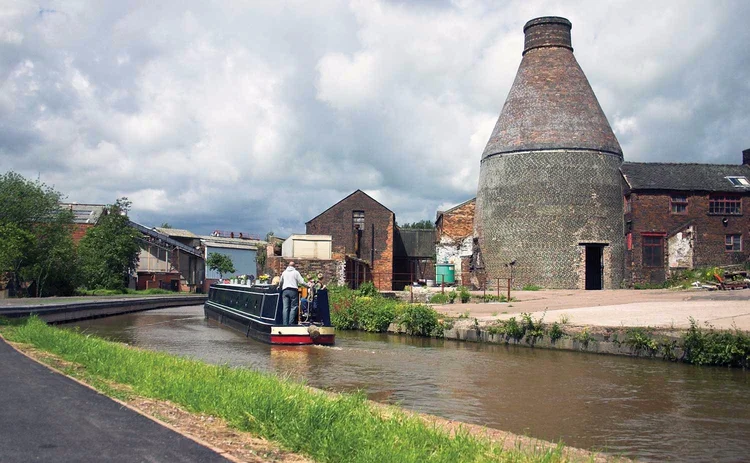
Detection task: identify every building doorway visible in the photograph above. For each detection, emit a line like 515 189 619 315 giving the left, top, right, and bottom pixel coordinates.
584 245 604 290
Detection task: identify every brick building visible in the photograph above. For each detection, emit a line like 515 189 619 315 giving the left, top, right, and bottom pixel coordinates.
621 154 750 285
306 190 396 290
475 16 624 290
60 203 106 243
435 198 475 286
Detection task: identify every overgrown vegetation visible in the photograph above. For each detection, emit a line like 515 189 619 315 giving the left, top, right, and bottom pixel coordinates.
682 318 750 368
1 317 575 463
329 285 444 337
522 284 542 291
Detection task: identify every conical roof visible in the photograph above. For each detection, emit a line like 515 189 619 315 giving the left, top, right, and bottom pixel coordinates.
482 17 622 159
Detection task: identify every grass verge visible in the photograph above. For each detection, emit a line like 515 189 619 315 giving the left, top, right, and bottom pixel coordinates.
0 316 589 463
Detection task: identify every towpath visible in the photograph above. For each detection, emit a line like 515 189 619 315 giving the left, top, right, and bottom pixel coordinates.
432 288 750 330
0 336 232 463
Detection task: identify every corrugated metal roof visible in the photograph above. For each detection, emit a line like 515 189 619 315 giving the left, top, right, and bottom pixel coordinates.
621 162 750 192
60 203 106 224
154 227 199 238
202 240 258 251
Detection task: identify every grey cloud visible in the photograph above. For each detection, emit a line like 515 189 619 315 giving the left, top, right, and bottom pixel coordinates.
1 0 748 235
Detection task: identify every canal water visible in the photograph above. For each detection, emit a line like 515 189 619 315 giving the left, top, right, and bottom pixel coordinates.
66 305 750 462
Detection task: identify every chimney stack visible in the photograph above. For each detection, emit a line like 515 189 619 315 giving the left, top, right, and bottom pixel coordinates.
523 16 573 55
743 148 750 165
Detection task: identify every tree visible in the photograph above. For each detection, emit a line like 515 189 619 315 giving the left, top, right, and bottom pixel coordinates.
78 198 142 291
398 220 435 229
207 252 235 279
0 172 77 296
160 222 172 228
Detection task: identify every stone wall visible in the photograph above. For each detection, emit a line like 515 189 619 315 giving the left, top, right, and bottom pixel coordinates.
267 256 343 287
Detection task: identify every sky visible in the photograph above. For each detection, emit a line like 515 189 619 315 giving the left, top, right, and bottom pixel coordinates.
1 0 749 238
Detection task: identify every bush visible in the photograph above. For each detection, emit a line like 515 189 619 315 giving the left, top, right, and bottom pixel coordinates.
357 297 396 332
458 286 471 303
448 290 457 303
682 318 750 368
357 281 379 297
328 285 442 337
522 284 542 291
396 304 442 337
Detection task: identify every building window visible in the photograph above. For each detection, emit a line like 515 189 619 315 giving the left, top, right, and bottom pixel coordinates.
642 235 664 267
670 194 688 214
353 210 365 229
709 194 742 215
624 195 632 214
726 176 750 187
726 234 742 252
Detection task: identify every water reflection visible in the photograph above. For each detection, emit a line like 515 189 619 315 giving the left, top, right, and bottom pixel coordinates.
67 306 750 462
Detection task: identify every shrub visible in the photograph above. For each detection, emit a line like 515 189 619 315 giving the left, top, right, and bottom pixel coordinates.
357 298 396 332
396 304 442 337
522 284 542 291
549 322 564 341
357 281 379 297
448 290 457 303
458 286 471 303
682 319 750 368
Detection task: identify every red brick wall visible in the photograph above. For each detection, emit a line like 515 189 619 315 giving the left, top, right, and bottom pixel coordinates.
71 224 94 244
437 199 475 240
626 191 750 285
306 191 395 290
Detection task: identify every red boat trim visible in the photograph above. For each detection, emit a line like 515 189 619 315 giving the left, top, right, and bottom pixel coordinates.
270 334 335 345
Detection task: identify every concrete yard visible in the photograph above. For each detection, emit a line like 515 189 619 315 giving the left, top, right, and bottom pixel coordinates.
432 288 750 331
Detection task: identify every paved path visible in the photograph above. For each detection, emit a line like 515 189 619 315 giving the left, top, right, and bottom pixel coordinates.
0 337 230 463
433 288 750 330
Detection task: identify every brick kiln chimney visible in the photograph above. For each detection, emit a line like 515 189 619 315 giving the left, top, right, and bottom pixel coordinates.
474 16 624 290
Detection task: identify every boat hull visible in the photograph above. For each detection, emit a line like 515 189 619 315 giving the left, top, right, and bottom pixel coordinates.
204 283 335 346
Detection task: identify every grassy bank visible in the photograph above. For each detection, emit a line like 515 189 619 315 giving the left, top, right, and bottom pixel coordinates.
0 317 587 463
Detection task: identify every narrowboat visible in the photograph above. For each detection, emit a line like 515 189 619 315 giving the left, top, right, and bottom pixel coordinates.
204 283 335 345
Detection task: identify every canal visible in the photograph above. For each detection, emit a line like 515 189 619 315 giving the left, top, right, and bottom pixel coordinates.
65 305 750 462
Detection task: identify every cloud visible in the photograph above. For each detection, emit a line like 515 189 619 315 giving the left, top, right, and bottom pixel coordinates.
1 0 748 236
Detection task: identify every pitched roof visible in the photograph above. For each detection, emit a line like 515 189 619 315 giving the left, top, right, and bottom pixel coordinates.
621 162 750 193
305 189 393 224
436 197 476 220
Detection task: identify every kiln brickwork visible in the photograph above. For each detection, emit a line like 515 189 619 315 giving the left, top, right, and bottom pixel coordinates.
475 17 624 289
